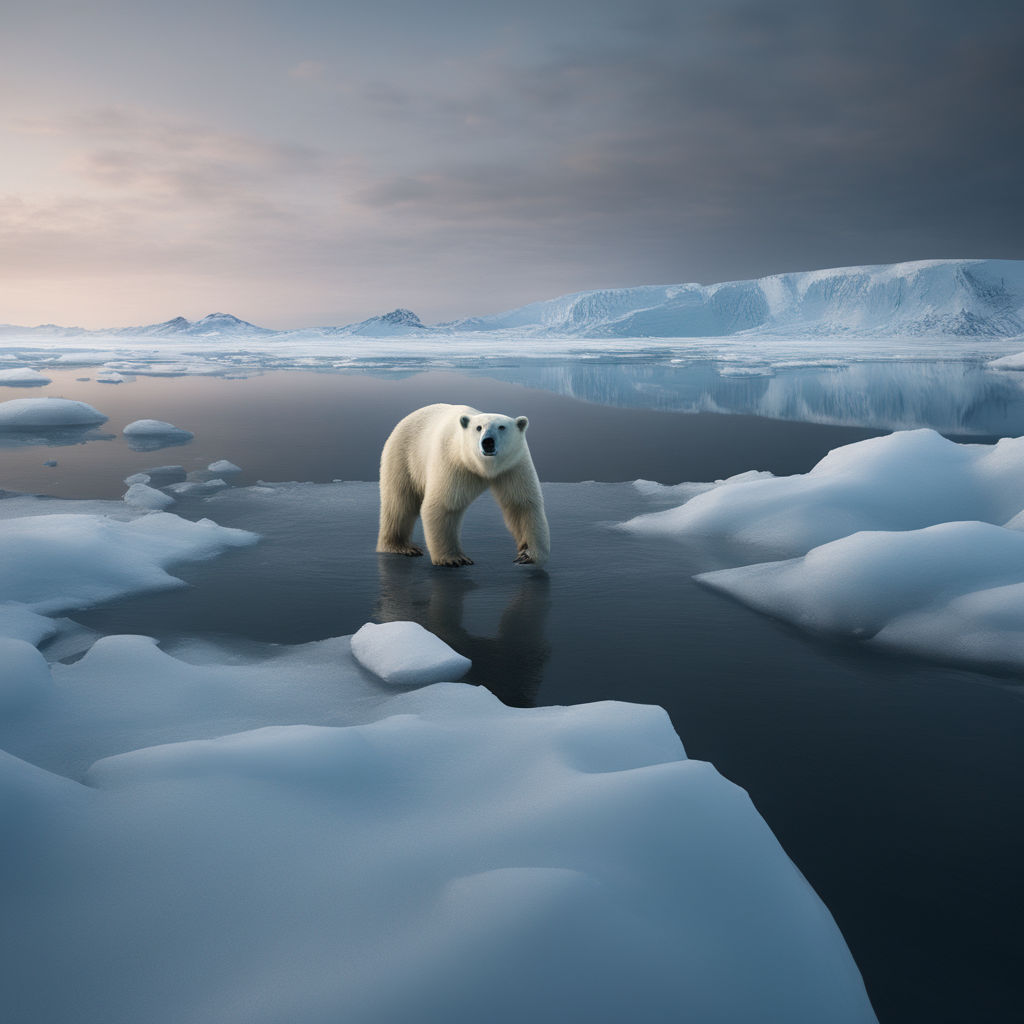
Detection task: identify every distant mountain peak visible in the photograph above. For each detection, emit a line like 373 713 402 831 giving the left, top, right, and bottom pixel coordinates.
379 308 423 326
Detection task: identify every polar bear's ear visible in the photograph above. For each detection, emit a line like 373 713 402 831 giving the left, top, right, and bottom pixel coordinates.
515 416 528 432
460 415 470 428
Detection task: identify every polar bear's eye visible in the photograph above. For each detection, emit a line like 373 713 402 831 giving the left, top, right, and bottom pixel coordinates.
476 425 482 431
498 425 506 430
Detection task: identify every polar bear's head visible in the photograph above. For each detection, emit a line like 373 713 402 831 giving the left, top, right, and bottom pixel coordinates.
459 411 529 475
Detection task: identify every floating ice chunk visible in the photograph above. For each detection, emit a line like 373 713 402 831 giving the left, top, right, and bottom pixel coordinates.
0 397 108 429
0 511 257 614
351 620 472 685
0 367 51 387
207 459 241 474
873 581 1024 670
987 351 1024 371
621 430 1024 556
124 472 151 485
698 521 1024 671
0 639 51 711
123 482 176 510
43 459 57 468
122 419 194 451
96 371 126 384
123 418 194 439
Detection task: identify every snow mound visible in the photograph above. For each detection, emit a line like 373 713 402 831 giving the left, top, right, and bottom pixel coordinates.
0 397 107 428
621 429 1024 556
0 367 51 386
207 459 242 474
351 620 472 685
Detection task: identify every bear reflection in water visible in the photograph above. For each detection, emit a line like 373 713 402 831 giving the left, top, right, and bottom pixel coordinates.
374 553 551 708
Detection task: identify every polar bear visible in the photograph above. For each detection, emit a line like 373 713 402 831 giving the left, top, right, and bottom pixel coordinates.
377 403 550 567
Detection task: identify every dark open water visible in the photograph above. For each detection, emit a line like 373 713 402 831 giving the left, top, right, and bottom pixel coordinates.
4 361 1024 1023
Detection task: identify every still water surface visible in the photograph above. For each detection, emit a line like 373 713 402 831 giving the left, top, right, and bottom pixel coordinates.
4 359 1024 1023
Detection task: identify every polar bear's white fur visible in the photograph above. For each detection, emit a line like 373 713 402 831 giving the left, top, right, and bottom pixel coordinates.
377 403 550 567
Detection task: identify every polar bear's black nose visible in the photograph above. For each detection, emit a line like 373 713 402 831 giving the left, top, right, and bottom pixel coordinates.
481 435 496 454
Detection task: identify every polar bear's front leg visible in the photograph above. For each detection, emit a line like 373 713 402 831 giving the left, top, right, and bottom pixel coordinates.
421 493 474 567
492 472 550 567
377 484 424 556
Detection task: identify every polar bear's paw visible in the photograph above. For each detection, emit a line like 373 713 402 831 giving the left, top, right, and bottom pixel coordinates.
433 553 474 567
380 541 424 557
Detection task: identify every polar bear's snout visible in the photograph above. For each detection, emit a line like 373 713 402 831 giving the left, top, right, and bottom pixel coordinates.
480 434 497 455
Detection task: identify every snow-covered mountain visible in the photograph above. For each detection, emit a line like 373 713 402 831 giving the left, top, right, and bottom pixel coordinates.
2 259 1023 341
109 313 278 338
443 259 1024 339
330 308 435 338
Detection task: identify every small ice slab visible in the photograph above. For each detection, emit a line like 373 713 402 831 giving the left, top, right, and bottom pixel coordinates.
208 459 242 474
351 621 471 686
122 419 194 440
123 483 176 510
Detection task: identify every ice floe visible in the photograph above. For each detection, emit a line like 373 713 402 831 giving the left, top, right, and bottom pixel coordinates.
122 418 195 451
0 488 876 1023
622 429 1024 556
0 397 107 429
624 428 1024 674
0 367 51 387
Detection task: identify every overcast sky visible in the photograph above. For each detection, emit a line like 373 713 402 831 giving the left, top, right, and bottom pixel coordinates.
2 0 1022 328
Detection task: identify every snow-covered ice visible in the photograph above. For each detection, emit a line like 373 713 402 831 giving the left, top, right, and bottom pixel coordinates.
351 620 472 685
0 397 107 428
623 428 1024 674
0 487 876 1024
621 429 1024 556
123 481 176 509
122 418 194 440
122 418 195 451
0 508 256 615
0 367 51 386
208 458 242 474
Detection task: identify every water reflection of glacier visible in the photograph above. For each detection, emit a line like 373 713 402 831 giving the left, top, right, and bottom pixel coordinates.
466 360 1024 435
